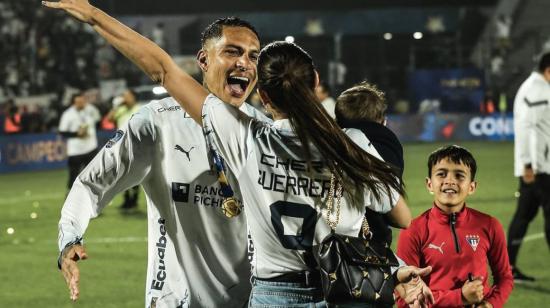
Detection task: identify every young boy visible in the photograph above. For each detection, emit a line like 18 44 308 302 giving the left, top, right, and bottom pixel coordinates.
396 145 513 308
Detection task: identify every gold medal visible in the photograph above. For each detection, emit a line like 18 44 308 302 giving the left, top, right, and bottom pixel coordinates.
222 197 242 218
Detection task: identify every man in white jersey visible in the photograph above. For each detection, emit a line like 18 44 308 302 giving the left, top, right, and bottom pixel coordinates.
56 17 263 307
58 91 100 189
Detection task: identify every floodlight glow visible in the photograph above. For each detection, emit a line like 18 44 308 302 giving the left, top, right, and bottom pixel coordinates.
413 32 423 39
152 86 167 95
383 33 393 40
7 227 14 235
285 36 295 43
33 201 40 208
30 212 38 219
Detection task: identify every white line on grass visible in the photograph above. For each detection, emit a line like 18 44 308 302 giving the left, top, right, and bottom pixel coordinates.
86 236 147 244
524 232 544 242
0 192 64 205
44 236 147 245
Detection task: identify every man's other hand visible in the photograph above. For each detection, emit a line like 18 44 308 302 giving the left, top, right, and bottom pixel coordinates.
60 244 88 301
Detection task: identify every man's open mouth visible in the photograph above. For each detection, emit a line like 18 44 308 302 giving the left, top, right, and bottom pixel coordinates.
442 188 457 194
227 76 250 96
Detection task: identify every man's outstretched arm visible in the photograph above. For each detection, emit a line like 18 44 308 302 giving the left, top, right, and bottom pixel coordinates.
42 0 207 123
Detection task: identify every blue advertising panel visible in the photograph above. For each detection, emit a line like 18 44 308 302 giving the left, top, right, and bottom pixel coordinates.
409 68 485 112
0 133 67 173
387 113 514 142
0 131 115 174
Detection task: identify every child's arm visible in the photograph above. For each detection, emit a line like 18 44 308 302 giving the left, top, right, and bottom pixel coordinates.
482 218 514 308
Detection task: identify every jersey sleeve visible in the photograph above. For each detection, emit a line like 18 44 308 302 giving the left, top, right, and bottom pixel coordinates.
514 84 546 169
484 217 514 308
90 104 101 123
344 128 384 160
58 110 72 133
201 94 255 176
345 128 399 213
57 107 156 251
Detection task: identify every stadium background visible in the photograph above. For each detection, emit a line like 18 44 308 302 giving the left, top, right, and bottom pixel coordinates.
1 0 549 306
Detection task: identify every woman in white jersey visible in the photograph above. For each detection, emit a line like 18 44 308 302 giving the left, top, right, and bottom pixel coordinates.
43 1 432 306
201 41 414 307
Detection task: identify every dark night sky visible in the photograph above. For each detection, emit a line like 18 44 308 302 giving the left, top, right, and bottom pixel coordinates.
92 0 497 15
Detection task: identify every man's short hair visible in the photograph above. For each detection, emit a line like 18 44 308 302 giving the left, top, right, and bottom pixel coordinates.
538 52 550 72
335 81 387 123
70 91 85 105
427 145 477 181
201 17 260 47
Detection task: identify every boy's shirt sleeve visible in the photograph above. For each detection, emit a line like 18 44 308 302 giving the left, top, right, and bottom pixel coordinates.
483 217 514 308
396 220 421 267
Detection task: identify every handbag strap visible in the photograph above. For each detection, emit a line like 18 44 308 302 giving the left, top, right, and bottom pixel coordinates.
361 215 373 240
323 172 343 231
323 172 374 241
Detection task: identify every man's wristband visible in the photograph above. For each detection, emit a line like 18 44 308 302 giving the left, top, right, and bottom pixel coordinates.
57 237 83 270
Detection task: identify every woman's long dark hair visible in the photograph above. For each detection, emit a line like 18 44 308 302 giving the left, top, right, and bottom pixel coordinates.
257 41 404 201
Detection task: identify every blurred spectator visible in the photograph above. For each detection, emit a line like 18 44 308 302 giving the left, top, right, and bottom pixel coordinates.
393 99 410 114
304 17 324 36
151 22 166 49
0 0 145 98
480 91 496 114
418 99 441 114
491 51 504 76
541 35 550 55
495 14 512 53
58 91 101 190
3 99 21 134
314 80 336 118
106 89 142 211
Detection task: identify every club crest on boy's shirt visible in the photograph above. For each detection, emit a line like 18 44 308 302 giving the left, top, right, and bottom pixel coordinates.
466 234 480 251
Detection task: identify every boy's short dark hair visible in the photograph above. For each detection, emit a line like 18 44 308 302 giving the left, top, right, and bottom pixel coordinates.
201 17 260 47
538 52 550 73
335 81 387 124
428 145 477 180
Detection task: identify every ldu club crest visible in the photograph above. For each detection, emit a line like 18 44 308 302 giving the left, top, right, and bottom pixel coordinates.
465 234 480 252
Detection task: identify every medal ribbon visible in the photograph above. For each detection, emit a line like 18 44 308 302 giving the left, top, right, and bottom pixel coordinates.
201 109 234 199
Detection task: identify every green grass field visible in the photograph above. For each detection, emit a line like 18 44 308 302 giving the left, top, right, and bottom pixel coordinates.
0 141 548 307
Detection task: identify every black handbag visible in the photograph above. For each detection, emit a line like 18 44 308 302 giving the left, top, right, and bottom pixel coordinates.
315 174 399 305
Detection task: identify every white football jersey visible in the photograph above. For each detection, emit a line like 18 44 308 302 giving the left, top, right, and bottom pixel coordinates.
58 97 268 308
202 95 398 278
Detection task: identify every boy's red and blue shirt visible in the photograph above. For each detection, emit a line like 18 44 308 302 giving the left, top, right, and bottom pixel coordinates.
397 204 513 308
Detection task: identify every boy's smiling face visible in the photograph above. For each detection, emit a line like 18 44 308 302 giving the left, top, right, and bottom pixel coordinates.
426 158 477 213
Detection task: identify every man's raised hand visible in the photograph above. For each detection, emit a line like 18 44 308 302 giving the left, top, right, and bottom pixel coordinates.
42 0 96 25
